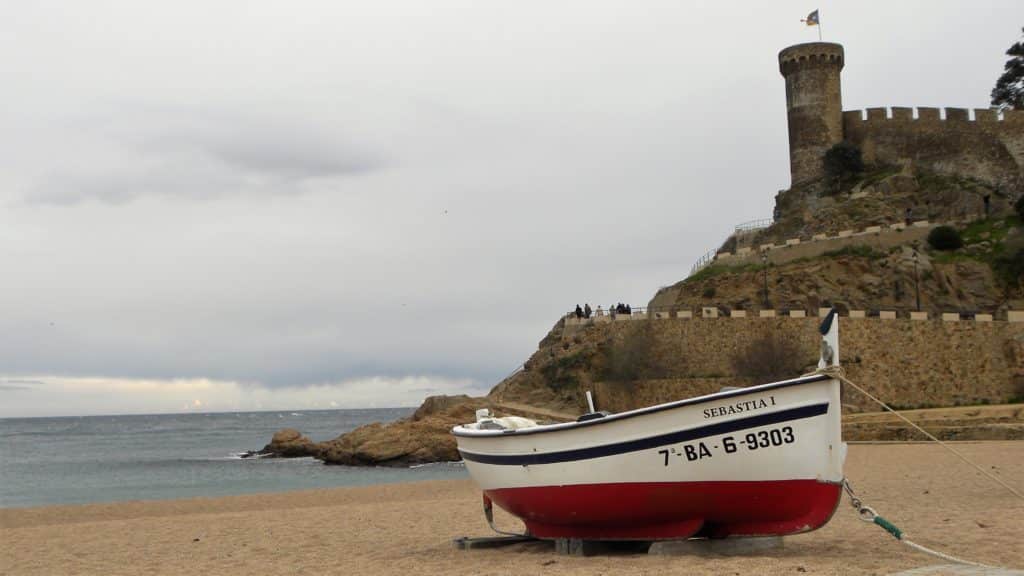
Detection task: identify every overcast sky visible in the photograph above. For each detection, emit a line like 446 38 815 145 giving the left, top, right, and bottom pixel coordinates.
2 1 1022 417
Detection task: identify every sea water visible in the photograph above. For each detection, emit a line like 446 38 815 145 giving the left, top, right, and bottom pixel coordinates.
0 409 467 508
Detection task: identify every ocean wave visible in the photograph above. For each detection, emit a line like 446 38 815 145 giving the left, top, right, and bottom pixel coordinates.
409 460 465 469
226 451 264 460
223 452 320 463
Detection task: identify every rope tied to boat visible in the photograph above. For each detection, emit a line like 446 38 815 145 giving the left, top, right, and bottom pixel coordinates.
842 479 1002 569
807 365 1021 569
809 365 1024 501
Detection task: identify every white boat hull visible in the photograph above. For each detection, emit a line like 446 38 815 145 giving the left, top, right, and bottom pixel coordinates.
453 374 845 540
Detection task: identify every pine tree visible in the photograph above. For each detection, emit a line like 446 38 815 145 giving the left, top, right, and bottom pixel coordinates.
991 27 1024 110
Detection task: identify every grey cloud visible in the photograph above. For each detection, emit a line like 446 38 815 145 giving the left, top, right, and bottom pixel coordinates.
198 126 381 181
25 107 386 205
0 379 45 391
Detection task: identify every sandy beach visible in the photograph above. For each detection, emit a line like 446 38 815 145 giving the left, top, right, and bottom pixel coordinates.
3 442 1022 575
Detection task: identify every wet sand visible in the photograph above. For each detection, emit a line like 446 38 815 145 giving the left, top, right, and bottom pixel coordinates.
2 443 1022 575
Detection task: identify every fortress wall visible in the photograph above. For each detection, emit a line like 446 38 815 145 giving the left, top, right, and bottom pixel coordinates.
713 223 934 268
842 107 1024 194
571 317 1024 414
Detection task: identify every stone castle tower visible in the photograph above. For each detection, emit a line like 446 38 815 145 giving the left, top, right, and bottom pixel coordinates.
779 42 845 185
778 41 1023 193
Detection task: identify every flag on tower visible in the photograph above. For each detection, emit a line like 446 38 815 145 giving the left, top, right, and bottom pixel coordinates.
802 9 819 26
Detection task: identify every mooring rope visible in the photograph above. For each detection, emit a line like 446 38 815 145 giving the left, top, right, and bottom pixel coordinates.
807 365 1022 569
842 480 1004 570
811 366 1024 501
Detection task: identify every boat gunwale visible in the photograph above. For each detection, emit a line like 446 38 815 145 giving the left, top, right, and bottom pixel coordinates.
452 373 832 438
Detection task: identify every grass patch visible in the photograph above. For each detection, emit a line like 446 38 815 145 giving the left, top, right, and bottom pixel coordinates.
854 165 901 189
914 169 997 199
686 262 763 284
960 216 1019 250
821 245 886 260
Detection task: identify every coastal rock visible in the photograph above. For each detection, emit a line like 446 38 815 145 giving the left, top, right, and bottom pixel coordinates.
317 397 489 467
243 428 319 458
411 394 480 421
312 395 574 467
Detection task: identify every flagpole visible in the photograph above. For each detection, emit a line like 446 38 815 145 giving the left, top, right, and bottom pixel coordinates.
818 10 823 41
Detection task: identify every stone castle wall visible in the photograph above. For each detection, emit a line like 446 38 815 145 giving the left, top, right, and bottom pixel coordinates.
843 107 1024 195
560 316 1024 414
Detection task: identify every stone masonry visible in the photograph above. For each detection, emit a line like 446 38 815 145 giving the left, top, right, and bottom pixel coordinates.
559 316 1024 414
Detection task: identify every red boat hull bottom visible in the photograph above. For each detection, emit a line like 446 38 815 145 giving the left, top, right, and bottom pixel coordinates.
486 480 843 540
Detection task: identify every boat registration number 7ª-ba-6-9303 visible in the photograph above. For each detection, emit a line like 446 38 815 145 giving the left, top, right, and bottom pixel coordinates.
657 426 796 466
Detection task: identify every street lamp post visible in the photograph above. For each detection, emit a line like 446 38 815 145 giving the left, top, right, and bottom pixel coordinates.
913 251 921 312
762 252 769 308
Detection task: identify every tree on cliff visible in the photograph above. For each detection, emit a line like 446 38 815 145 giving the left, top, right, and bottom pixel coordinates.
823 141 864 193
991 27 1024 110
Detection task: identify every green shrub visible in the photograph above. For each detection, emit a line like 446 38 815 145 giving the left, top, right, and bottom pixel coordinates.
823 141 865 192
539 351 589 390
927 226 964 251
702 286 716 299
1015 196 1024 221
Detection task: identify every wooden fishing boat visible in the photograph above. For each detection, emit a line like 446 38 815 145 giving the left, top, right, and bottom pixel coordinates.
452 311 846 540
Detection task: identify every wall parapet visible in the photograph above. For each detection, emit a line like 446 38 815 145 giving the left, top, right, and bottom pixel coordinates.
564 308 1024 332
843 106 1023 126
707 218 942 269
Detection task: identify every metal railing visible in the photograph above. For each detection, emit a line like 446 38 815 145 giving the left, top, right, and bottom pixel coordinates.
689 248 717 276
735 218 774 233
566 305 648 319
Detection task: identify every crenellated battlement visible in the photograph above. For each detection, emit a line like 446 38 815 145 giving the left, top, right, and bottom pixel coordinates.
778 42 845 75
840 104 1024 193
842 106 1024 127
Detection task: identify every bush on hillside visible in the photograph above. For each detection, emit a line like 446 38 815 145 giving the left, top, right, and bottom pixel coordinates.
823 141 865 192
927 225 964 251
1015 196 1024 221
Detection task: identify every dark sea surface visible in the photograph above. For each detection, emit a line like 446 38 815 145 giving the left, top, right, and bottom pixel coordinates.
0 409 467 508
